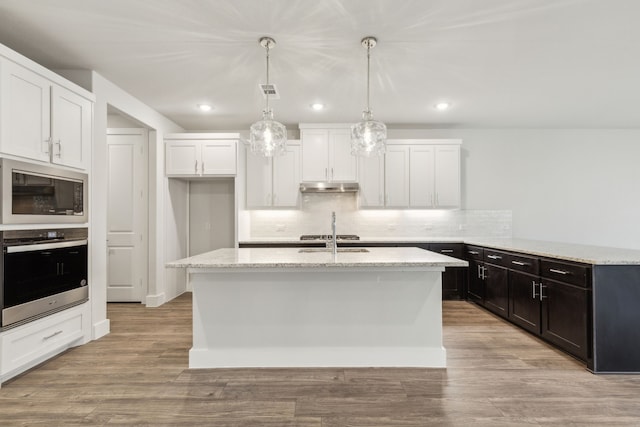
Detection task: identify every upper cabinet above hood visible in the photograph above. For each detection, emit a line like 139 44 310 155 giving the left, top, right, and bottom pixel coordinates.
299 182 359 193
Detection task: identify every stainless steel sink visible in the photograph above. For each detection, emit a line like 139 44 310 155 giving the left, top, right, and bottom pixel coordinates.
298 248 370 253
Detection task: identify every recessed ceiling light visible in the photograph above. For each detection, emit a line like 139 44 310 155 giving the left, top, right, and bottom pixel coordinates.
197 104 213 112
435 102 451 111
310 103 325 111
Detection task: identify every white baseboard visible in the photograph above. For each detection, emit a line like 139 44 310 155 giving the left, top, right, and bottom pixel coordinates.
145 292 166 307
92 318 110 340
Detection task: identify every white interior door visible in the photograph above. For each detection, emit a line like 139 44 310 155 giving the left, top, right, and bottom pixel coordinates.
107 128 148 302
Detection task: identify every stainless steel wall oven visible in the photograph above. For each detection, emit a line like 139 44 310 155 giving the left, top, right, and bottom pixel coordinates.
1 228 88 329
0 159 88 224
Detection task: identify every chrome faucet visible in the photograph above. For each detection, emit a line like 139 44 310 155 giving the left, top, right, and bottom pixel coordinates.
327 211 337 255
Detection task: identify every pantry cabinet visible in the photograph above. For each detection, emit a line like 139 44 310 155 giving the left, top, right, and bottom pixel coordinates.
0 57 92 170
165 133 238 177
299 125 357 182
246 140 301 207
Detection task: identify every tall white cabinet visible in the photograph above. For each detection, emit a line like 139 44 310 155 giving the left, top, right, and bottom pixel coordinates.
246 140 301 208
299 124 357 182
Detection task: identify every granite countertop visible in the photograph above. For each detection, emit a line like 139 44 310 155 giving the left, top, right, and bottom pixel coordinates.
238 237 640 265
167 247 469 269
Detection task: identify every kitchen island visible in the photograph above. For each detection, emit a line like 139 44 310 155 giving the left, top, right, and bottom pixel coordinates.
167 247 467 368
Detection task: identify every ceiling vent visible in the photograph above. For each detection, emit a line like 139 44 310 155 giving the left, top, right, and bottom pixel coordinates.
259 83 280 99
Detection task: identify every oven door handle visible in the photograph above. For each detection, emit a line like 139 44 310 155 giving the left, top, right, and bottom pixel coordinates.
6 239 88 253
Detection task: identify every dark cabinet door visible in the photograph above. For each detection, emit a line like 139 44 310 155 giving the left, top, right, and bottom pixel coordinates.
508 270 541 335
484 263 509 318
467 259 485 303
429 243 465 300
541 279 590 360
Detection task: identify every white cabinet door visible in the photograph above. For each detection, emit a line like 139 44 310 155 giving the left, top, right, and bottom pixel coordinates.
434 145 460 208
301 130 329 181
201 139 237 175
273 142 301 207
51 85 92 169
384 146 410 207
0 59 51 162
166 140 200 175
329 129 357 181
409 145 435 208
358 154 384 207
246 151 272 207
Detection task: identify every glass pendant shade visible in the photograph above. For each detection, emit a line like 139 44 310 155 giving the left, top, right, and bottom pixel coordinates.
250 109 287 157
351 110 387 156
351 36 386 157
249 36 287 157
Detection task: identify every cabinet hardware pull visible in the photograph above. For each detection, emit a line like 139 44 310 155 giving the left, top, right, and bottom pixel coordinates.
469 251 479 255
477 264 482 278
532 281 539 299
511 260 527 266
195 160 198 173
325 168 328 179
331 167 334 179
54 140 62 158
44 137 52 155
487 255 502 260
549 268 569 275
539 284 547 300
43 330 63 340
440 249 454 253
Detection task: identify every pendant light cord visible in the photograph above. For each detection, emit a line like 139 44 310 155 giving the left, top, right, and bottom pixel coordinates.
265 44 270 113
366 43 371 114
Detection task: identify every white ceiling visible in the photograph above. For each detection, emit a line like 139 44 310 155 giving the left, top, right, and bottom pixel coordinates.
0 0 638 131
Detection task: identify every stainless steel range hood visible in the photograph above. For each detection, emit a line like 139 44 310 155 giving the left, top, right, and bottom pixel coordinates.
299 182 359 193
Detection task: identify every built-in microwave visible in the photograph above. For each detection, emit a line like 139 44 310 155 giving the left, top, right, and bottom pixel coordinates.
0 159 88 224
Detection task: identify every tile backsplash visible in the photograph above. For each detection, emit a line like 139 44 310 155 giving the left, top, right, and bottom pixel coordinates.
246 193 512 239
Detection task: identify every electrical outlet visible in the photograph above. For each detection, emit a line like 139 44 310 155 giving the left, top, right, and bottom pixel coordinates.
458 224 467 231
424 224 433 230
276 224 285 232
387 223 397 231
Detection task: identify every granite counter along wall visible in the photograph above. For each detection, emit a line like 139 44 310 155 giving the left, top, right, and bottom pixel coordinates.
247 193 513 240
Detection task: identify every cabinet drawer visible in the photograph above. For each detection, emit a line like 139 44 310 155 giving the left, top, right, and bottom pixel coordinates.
1 310 84 376
429 243 464 259
483 249 510 267
507 253 539 275
540 259 591 288
465 245 484 261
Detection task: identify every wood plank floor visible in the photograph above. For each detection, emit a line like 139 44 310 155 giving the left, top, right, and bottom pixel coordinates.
1 293 640 426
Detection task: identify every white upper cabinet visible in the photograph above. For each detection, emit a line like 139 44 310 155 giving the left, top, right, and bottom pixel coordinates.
384 146 410 207
300 125 357 182
165 134 238 177
246 140 301 208
50 85 92 170
357 154 385 207
383 140 461 209
433 145 461 208
0 58 92 170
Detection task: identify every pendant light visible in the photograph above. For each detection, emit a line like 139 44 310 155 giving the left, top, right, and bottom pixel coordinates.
249 37 287 157
351 36 386 157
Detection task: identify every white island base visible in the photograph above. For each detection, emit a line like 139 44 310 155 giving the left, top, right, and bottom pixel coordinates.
189 266 446 368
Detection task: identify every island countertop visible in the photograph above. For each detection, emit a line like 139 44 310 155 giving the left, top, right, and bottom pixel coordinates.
167 247 469 269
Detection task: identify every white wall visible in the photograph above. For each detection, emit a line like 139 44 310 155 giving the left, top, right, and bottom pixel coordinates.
388 128 640 249
70 71 183 339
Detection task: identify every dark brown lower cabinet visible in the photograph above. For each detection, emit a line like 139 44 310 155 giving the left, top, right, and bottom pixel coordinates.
541 278 589 361
483 263 509 318
508 270 541 335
